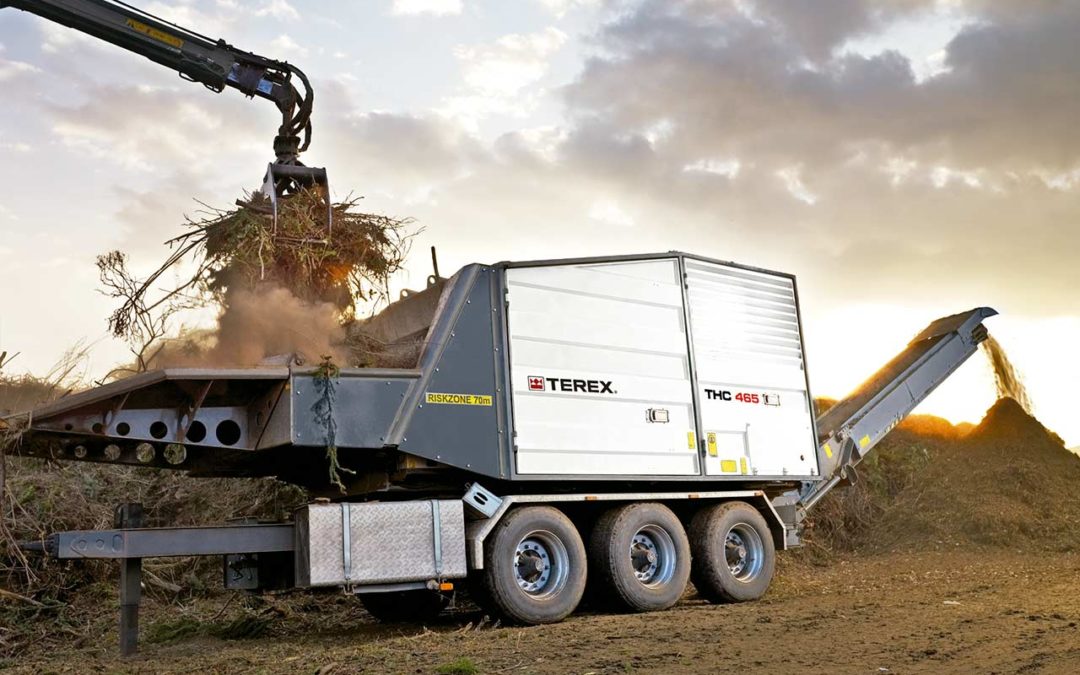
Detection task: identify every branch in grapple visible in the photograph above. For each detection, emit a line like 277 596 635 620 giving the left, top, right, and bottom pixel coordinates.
105 188 418 342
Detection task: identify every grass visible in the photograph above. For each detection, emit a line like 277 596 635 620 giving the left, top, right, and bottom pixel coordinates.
144 614 272 644
435 656 480 675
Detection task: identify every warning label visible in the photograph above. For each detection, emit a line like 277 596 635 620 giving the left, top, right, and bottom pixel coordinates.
425 392 493 406
126 19 184 49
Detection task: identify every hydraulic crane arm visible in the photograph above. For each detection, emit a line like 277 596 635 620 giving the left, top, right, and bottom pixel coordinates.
2 0 332 231
2 0 312 165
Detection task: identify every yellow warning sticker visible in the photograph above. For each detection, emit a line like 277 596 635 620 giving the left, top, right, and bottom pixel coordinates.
425 392 493 406
126 19 184 49
720 459 738 473
859 434 871 449
687 431 696 449
707 432 718 457
740 457 748 475
824 443 833 459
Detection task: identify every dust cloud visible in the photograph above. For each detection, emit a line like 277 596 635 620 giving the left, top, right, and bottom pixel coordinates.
980 334 1032 414
156 285 348 368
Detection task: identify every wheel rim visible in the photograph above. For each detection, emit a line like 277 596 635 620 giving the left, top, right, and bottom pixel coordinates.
515 530 569 598
725 523 765 582
630 524 677 587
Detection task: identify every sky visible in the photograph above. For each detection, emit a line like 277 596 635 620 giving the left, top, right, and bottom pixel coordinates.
0 0 1078 443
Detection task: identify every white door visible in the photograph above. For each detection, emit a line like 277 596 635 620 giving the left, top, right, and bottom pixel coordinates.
506 259 699 476
685 259 818 478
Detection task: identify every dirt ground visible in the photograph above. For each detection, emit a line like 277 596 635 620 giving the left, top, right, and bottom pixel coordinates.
8 550 1079 675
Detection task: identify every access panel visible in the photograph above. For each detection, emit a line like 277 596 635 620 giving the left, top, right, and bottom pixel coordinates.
685 258 818 478
506 259 699 476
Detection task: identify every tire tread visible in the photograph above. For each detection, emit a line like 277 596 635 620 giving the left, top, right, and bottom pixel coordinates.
689 501 775 604
589 503 690 613
480 506 587 624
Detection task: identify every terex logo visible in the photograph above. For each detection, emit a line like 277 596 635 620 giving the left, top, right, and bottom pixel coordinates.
528 375 616 395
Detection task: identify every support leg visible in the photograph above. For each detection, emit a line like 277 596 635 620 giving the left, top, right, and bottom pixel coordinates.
119 557 142 657
114 503 144 657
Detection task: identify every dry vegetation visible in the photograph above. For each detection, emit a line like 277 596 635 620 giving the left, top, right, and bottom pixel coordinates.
97 188 420 372
0 188 428 658
0 369 307 660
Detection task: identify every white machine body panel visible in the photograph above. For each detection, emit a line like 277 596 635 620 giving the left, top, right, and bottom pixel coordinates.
506 259 698 476
685 258 817 478
505 255 818 479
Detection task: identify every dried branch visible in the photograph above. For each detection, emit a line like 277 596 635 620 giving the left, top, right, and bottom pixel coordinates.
103 189 417 345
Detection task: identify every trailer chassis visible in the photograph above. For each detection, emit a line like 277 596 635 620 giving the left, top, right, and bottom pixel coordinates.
25 486 786 655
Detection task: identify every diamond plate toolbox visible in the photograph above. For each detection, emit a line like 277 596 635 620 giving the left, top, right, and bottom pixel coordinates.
294 500 467 588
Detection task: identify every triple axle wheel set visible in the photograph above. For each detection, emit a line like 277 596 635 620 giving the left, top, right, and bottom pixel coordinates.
360 500 775 625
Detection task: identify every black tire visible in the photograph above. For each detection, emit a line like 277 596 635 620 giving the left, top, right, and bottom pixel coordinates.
481 506 587 624
360 589 449 623
589 503 691 612
689 501 776 603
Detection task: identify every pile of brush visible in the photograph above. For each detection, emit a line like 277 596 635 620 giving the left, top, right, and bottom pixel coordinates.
110 188 414 333
99 188 424 371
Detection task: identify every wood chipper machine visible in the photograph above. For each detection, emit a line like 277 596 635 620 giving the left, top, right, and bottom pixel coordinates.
3 251 997 655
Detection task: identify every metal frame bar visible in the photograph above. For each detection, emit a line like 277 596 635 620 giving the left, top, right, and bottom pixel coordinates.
491 266 515 479
350 581 429 595
39 517 295 657
676 255 708 476
50 524 295 559
29 368 289 419
789 272 821 464
114 504 142 657
177 380 212 443
499 250 797 284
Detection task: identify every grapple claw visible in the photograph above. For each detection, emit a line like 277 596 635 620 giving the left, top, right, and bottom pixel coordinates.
261 162 332 241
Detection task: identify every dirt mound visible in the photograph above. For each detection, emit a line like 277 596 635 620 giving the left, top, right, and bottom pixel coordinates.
967 396 1065 447
863 397 1080 552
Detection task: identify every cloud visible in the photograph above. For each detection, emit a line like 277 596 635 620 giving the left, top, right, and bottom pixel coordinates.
775 166 818 205
137 1 238 31
109 170 224 255
45 83 268 173
39 22 100 54
588 198 635 227
6 2 1080 338
457 27 568 97
391 0 463 17
318 98 484 200
317 0 1080 317
535 0 601 19
0 58 40 81
270 33 309 57
440 27 568 128
750 0 939 60
563 2 1080 183
255 0 300 20
0 140 32 153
